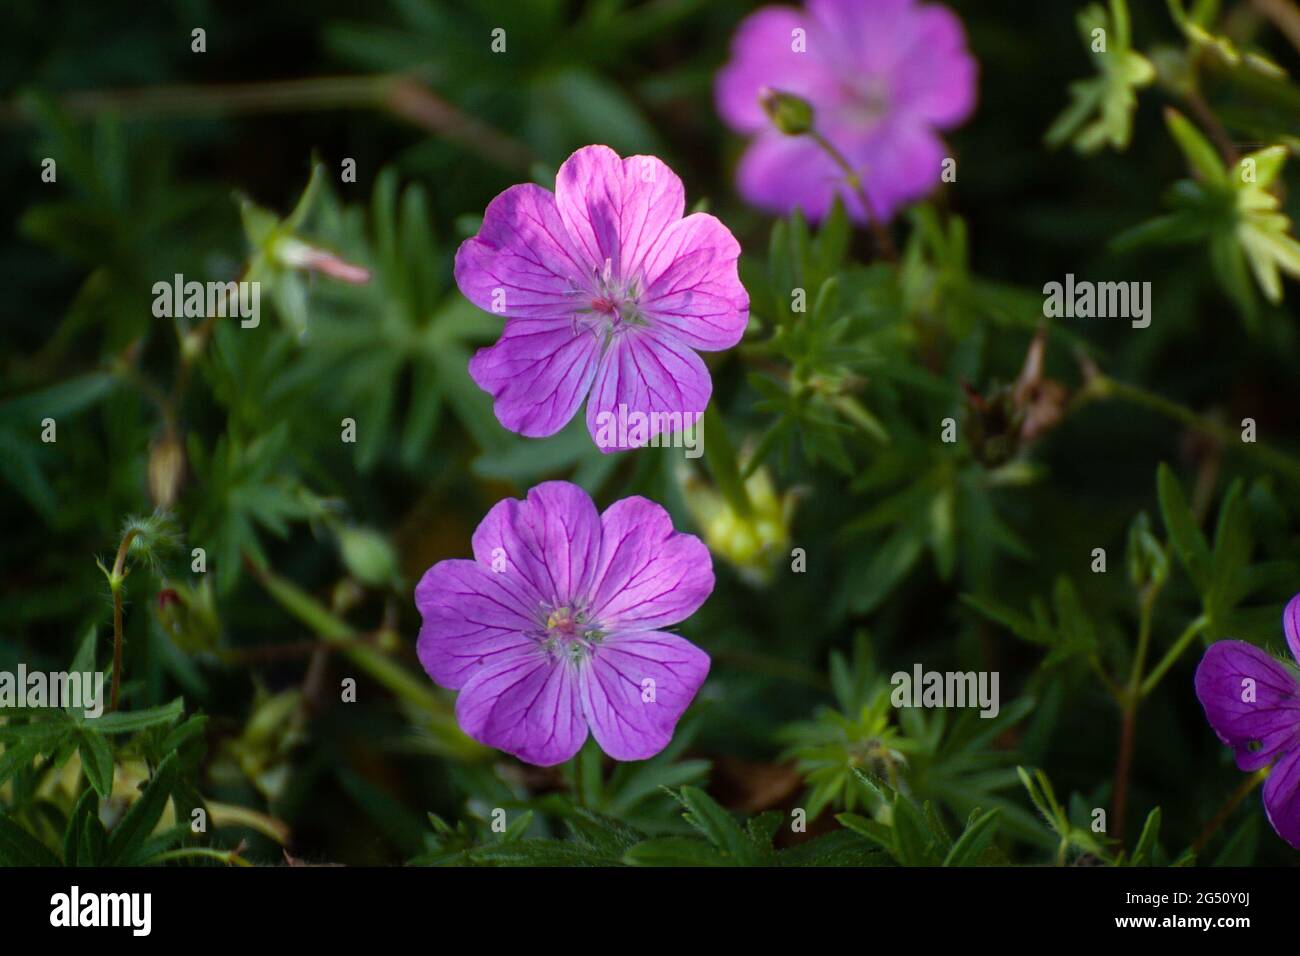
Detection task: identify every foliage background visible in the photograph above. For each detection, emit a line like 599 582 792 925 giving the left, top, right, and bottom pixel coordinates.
3 0 1300 866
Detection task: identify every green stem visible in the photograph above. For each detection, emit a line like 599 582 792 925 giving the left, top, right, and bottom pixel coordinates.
246 558 485 760
1192 768 1268 855
1129 590 1157 693
807 130 898 262
1113 582 1162 843
3 75 534 170
1140 613 1210 697
148 847 251 867
107 528 139 713
1080 375 1300 485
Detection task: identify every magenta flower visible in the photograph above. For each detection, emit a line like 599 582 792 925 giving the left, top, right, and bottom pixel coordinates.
454 145 748 452
1194 594 1300 849
414 481 713 765
714 0 977 223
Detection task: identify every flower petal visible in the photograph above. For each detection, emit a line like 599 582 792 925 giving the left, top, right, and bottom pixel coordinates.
453 183 590 321
1194 640 1300 772
415 559 538 691
579 631 710 761
589 496 714 630
641 212 749 351
890 4 978 128
808 0 915 74
584 327 712 453
714 6 839 134
455 647 588 766
471 481 603 610
1263 746 1300 850
847 119 948 222
1284 592 1300 667
735 131 846 223
554 145 685 283
468 318 601 438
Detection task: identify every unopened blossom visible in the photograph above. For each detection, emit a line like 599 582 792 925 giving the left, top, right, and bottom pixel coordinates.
1194 593 1300 849
715 0 977 222
273 236 372 284
414 482 713 765
454 145 749 452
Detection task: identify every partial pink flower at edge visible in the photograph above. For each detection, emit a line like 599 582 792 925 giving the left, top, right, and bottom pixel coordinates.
1194 592 1300 849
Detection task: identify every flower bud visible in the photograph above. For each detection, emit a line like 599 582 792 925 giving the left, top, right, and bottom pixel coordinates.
273 236 371 284
1126 512 1169 592
759 87 815 136
680 465 795 586
338 526 400 588
148 432 186 510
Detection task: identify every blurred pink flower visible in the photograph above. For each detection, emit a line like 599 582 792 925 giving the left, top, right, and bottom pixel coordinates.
715 0 977 223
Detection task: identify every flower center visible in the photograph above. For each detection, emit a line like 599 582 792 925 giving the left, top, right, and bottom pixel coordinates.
546 606 578 637
540 603 604 663
582 258 645 337
843 75 891 128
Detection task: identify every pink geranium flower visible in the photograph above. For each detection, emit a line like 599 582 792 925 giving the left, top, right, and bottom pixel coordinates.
414 481 713 766
454 145 749 452
715 0 978 223
1194 593 1300 849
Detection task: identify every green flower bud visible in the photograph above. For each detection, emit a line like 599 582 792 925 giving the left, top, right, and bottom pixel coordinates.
759 87 815 136
338 526 401 588
681 465 796 586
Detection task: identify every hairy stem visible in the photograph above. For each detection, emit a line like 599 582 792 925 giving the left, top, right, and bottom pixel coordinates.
1192 768 1268 855
1252 0 1300 56
1140 614 1210 697
1113 588 1157 842
148 847 252 867
808 130 898 262
108 528 139 712
1112 704 1138 843
1077 375 1300 485
2 74 534 171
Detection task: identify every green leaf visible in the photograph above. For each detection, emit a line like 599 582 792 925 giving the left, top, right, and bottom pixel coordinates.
1129 807 1162 866
91 697 185 735
159 714 209 758
1165 109 1227 185
1046 1 1154 153
746 810 783 850
77 730 114 798
776 829 889 866
674 786 758 864
106 752 180 864
623 836 725 867
564 809 643 857
459 838 609 866
0 736 45 788
0 814 61 866
63 787 104 867
1156 464 1212 593
944 808 1001 866
837 811 893 851
891 793 938 866
1207 480 1252 621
